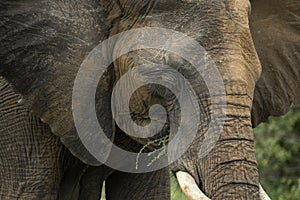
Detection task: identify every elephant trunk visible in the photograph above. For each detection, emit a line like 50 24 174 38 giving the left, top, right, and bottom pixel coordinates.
171 91 263 199
204 103 259 199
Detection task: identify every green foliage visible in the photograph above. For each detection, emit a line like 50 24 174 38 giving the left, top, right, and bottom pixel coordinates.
136 135 169 169
254 105 300 200
101 183 106 200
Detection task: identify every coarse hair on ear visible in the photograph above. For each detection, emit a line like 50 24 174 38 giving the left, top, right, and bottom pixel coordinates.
250 0 300 126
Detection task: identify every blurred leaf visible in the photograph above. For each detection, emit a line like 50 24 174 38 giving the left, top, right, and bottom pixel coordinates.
255 104 300 200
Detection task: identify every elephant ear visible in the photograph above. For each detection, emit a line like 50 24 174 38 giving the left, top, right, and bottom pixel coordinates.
250 0 300 126
0 0 114 165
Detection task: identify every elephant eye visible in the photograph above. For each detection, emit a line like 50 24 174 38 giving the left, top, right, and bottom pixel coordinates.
116 0 157 16
152 0 187 12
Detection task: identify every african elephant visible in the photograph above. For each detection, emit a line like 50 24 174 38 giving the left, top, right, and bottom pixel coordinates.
0 0 299 199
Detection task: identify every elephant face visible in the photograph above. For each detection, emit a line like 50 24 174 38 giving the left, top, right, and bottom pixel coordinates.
1 0 299 199
111 1 261 198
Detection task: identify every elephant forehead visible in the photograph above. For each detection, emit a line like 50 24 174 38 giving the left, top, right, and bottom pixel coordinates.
116 0 250 15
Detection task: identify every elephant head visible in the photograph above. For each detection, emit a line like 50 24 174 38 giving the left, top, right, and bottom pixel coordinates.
0 0 299 199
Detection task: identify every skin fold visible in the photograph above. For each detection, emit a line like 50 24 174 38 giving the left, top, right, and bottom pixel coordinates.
0 0 299 199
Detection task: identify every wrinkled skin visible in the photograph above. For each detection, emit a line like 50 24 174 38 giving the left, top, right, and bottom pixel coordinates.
0 76 170 199
0 0 299 199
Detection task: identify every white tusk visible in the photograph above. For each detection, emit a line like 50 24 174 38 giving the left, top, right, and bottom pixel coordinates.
259 184 271 200
176 171 210 200
176 171 271 200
